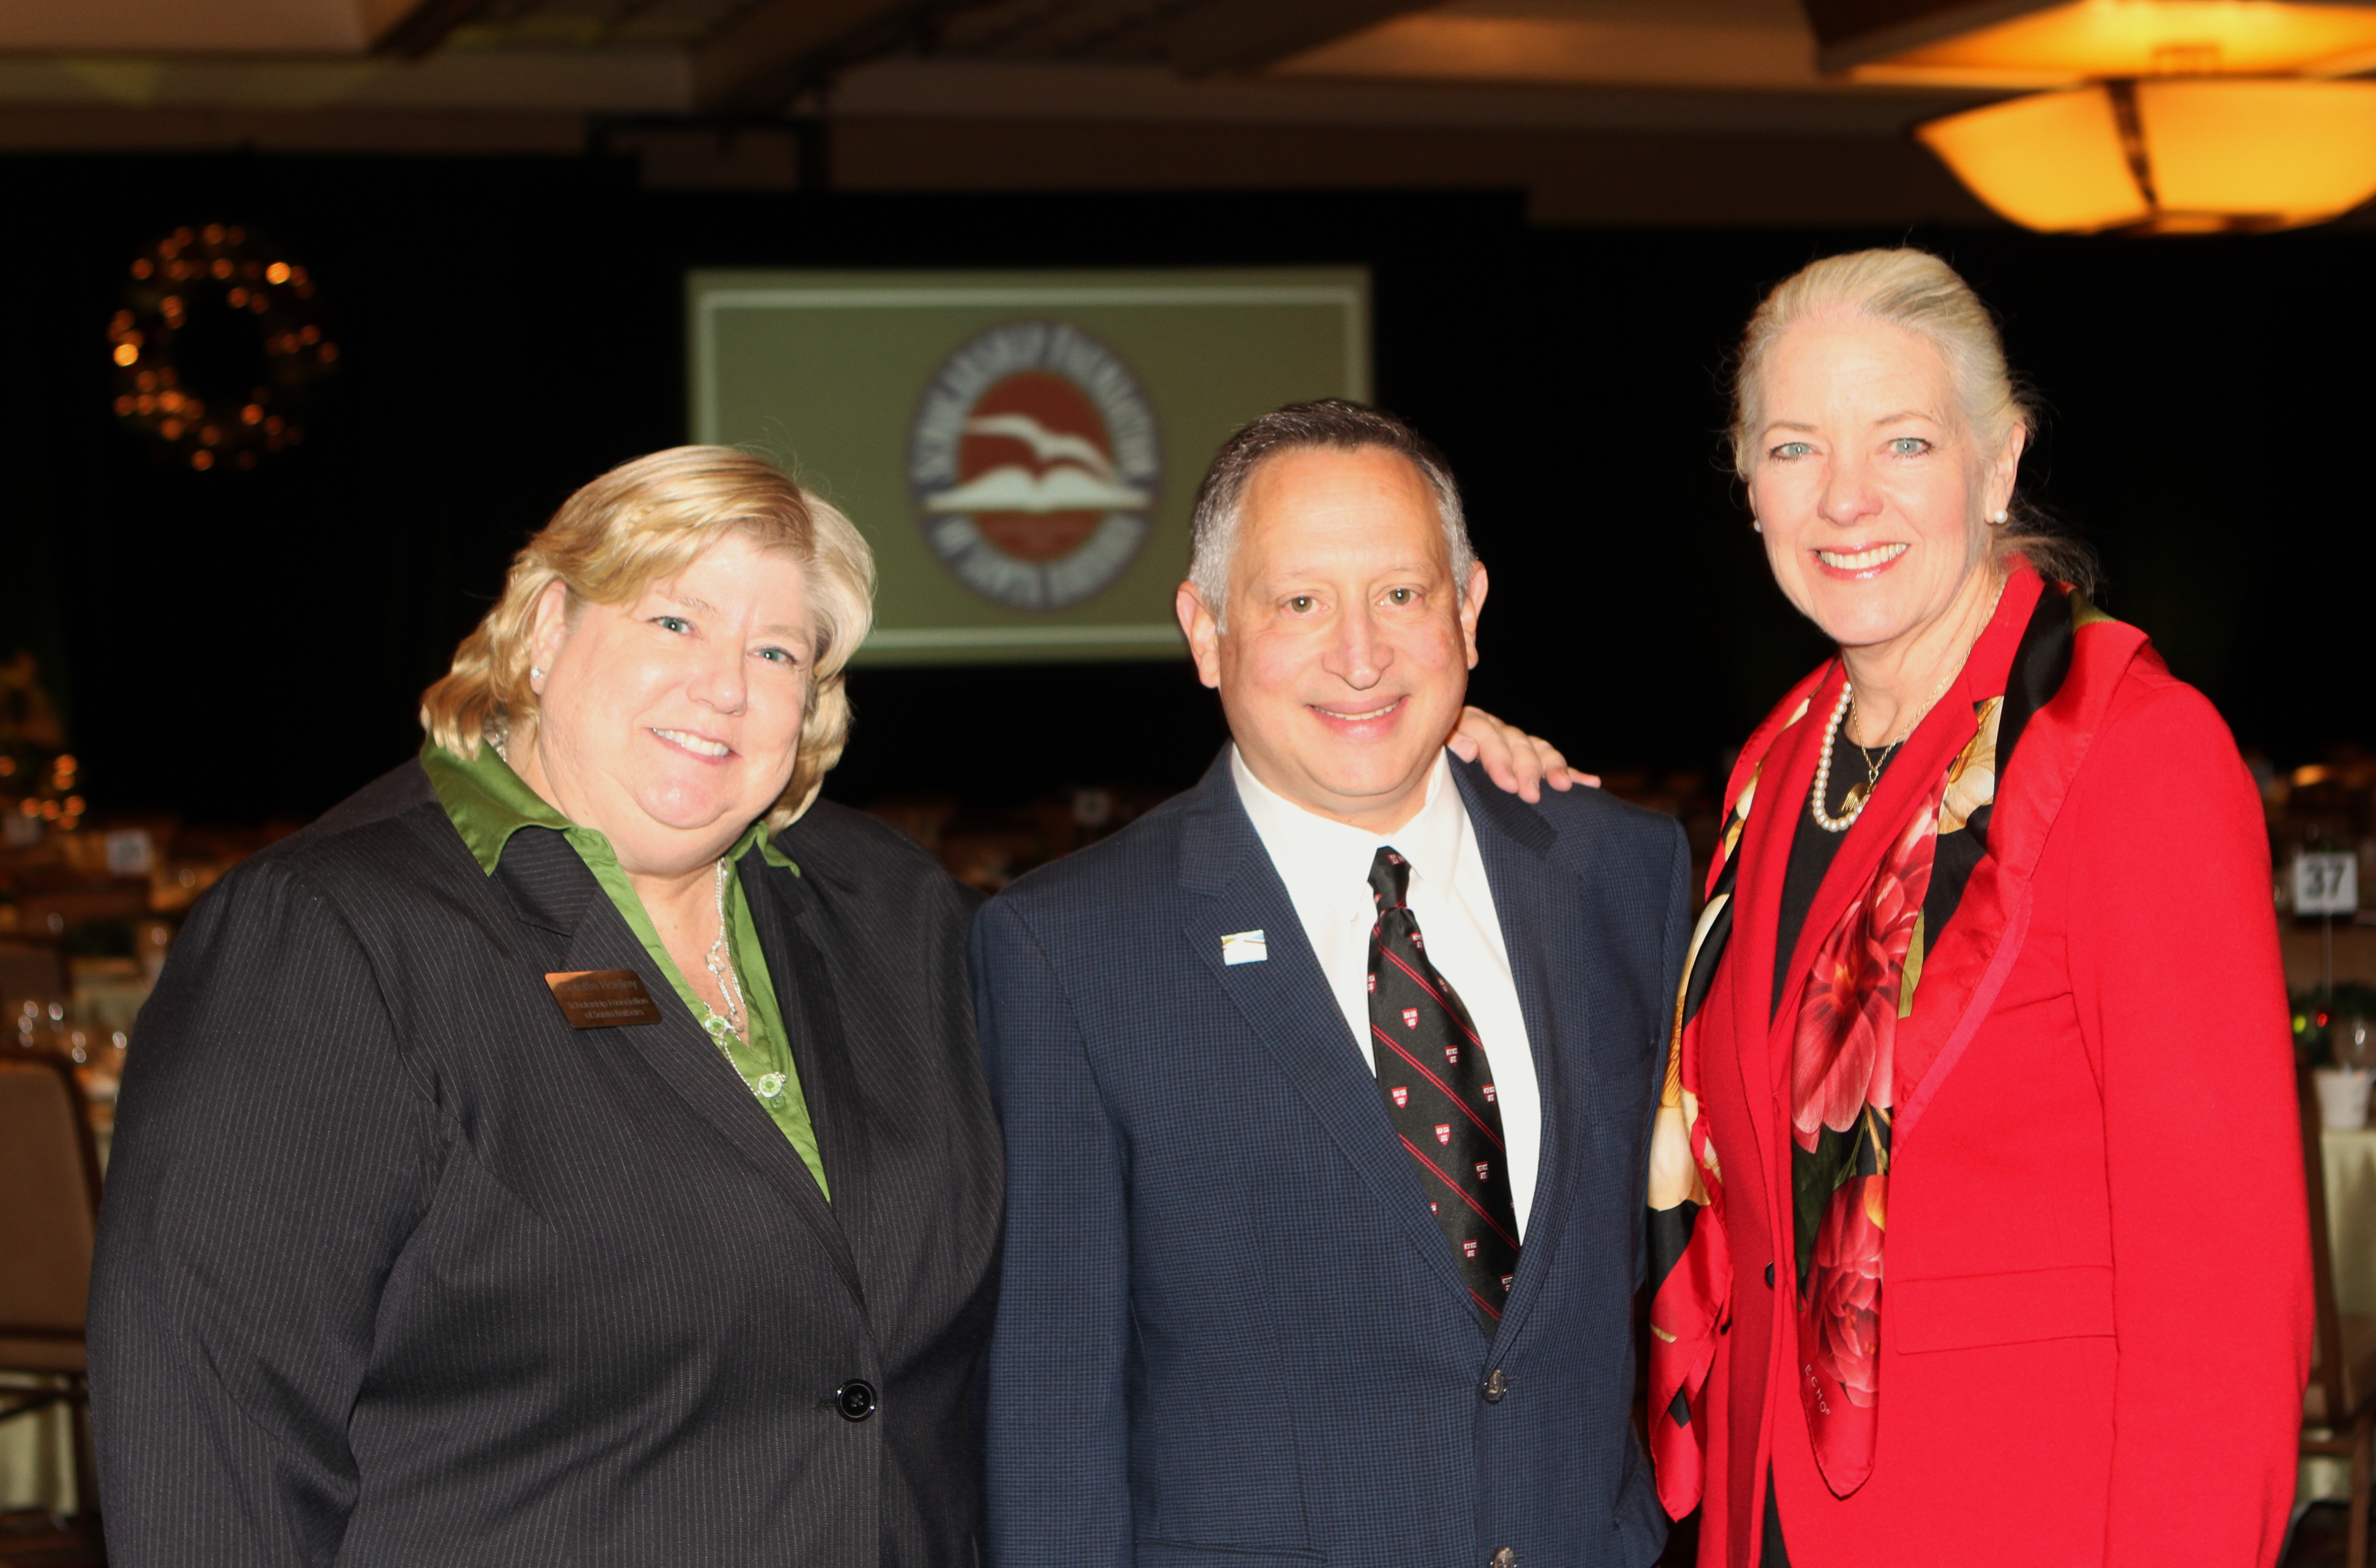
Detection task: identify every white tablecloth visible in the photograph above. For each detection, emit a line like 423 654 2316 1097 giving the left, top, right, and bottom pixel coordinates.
2324 1129 2376 1313
0 1376 78 1516
2302 1129 2376 1505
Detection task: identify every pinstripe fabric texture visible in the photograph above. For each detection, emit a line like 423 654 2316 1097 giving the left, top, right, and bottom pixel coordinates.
974 750 1693 1568
87 761 1001 1568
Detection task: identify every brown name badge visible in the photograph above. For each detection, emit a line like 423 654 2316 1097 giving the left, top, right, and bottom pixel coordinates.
545 970 665 1029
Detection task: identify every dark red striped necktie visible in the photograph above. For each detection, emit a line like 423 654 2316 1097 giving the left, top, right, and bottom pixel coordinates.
1365 845 1520 1328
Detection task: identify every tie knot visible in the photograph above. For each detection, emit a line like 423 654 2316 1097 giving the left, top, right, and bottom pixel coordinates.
1367 846 1412 910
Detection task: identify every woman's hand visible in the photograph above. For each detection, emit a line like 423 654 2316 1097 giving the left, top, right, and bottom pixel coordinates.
1447 706 1597 801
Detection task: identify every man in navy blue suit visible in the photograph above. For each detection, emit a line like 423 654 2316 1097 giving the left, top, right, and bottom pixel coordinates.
973 401 1691 1568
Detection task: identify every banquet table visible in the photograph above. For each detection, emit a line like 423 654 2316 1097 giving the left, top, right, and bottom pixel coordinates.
2305 1127 2376 1505
0 1065 111 1520
0 1387 75 1517
2326 1130 2376 1315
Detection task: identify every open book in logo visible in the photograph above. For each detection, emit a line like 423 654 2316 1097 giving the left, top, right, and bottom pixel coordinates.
909 319 1163 612
923 413 1153 513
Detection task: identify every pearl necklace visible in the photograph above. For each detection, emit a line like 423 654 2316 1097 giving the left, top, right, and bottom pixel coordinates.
1808 682 1869 834
698 857 785 1102
1808 574 2009 835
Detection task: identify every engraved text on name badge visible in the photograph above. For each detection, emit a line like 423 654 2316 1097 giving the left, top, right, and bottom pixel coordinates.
545 969 665 1028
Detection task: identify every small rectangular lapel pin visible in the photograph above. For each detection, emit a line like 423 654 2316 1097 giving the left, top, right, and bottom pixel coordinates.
546 969 665 1029
1220 930 1268 966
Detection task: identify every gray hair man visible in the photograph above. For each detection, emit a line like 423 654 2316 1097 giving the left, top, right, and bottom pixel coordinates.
973 397 1690 1568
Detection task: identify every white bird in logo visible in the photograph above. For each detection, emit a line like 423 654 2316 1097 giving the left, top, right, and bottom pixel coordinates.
962 412 1120 482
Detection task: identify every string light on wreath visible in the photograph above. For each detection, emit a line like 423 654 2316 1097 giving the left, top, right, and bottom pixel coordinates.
107 223 337 472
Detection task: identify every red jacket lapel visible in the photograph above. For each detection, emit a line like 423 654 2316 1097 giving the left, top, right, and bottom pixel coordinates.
1723 663 1836 1181
1892 597 2152 1141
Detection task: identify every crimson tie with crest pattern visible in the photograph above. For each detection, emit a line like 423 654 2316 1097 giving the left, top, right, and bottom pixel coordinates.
1366 845 1521 1327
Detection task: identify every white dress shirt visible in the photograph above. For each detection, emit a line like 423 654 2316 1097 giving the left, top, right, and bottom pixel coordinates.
1231 746 1542 1238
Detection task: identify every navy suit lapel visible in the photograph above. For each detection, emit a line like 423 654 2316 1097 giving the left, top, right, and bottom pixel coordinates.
1176 756 1476 1309
1449 765 1585 1358
493 828 865 1310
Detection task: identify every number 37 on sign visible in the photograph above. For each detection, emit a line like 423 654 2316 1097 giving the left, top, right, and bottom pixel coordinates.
2296 852 2360 917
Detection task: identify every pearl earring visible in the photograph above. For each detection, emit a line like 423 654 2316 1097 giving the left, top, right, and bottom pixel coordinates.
1989 510 2009 526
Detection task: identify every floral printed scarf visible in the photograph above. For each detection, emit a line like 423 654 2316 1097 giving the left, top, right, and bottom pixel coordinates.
1647 571 2148 1517
1789 699 1996 1490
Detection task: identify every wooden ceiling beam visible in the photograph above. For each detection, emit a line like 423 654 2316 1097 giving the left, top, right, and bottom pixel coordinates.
694 0 1481 110
691 0 927 112
1161 0 1446 74
1798 0 2057 71
369 0 497 58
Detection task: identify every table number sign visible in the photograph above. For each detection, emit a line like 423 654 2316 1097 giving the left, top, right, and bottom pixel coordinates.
2296 852 2360 917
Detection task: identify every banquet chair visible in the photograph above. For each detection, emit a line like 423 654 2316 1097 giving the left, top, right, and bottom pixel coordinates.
2304 1068 2376 1568
0 1051 103 1521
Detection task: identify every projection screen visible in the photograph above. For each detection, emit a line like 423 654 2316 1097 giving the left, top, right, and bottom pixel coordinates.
689 268 1371 665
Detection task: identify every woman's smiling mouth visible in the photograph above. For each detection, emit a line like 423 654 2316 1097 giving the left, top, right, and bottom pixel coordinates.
1815 543 1909 575
652 727 733 759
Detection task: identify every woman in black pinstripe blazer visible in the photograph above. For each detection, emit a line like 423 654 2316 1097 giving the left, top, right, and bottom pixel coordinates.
88 448 1002 1567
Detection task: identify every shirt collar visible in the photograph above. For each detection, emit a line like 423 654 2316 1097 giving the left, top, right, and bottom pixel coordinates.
1229 745 1468 911
420 739 797 878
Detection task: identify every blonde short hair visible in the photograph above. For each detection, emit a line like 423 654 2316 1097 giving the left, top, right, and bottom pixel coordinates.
420 446 876 829
1731 248 2095 592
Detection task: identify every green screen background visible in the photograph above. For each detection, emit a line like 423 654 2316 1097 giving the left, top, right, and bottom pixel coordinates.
689 268 1369 665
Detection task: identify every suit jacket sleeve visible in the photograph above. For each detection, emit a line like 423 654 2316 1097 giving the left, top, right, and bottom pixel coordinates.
2066 680 2311 1567
971 896 1135 1568
88 861 444 1568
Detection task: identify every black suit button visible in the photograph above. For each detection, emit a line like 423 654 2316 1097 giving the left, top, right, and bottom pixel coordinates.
1765 1263 1775 1288
1481 1368 1509 1404
835 1380 878 1421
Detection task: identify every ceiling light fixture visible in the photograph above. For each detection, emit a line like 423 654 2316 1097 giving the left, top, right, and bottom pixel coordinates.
1803 0 2376 233
1915 75 2376 231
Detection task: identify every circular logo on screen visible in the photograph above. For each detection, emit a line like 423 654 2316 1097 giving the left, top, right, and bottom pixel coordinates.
908 321 1161 612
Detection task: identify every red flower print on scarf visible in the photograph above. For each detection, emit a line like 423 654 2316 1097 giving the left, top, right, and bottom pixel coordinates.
1791 805 1935 1153
1791 777 1941 1494
1811 1174 1887 1408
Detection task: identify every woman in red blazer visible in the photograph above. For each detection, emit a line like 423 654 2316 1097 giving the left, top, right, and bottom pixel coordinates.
1468 248 2310 1565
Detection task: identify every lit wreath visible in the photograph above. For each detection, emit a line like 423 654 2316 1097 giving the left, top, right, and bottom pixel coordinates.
107 223 337 472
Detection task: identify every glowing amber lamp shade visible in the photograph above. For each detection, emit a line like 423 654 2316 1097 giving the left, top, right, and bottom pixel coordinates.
1917 78 2376 231
1853 0 2376 85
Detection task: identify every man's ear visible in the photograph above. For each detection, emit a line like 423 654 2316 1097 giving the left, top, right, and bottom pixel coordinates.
1176 582 1223 691
1458 562 1488 671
